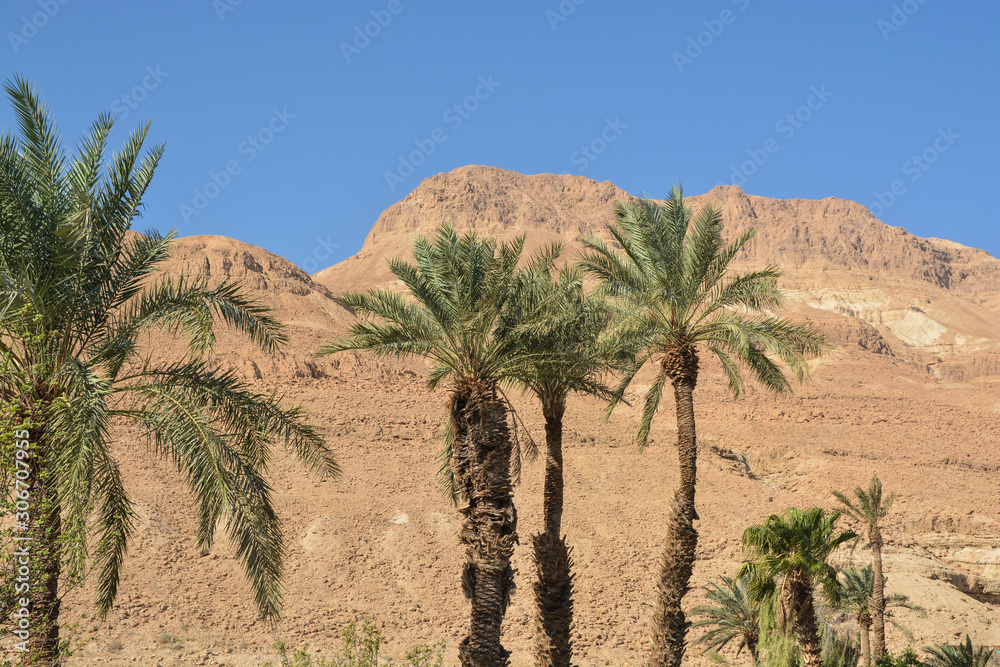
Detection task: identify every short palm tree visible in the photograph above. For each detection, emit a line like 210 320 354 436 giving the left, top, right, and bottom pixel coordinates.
579 186 826 667
318 226 536 667
833 475 896 659
508 255 624 667
0 77 337 666
691 574 761 665
924 636 993 667
740 507 858 667
832 565 923 667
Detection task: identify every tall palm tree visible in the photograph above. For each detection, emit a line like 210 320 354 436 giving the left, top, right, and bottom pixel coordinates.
318 226 537 667
832 565 923 667
0 77 337 666
833 475 896 659
924 636 993 667
690 574 761 665
740 507 858 667
508 255 624 667
578 186 826 667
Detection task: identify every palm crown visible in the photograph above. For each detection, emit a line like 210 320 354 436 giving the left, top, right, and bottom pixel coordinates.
691 574 761 663
319 225 535 389
0 76 337 621
579 185 826 448
741 507 858 605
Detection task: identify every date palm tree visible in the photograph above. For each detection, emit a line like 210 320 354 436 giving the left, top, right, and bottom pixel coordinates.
0 77 337 666
833 475 896 659
740 507 858 667
924 636 994 667
579 186 826 667
691 574 761 665
508 255 625 667
832 565 923 667
318 226 538 667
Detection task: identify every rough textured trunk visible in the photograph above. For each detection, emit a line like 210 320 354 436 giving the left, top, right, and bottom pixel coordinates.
648 348 700 667
860 616 872 667
747 639 760 667
647 494 698 667
20 421 62 667
532 401 574 667
790 580 823 667
451 379 518 667
870 532 886 659
540 402 565 537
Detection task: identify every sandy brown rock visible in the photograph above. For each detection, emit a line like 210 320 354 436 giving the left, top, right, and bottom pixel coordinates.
33 167 1000 667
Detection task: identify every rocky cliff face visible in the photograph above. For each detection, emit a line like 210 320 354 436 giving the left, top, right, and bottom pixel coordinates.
55 169 1000 666
317 165 1000 364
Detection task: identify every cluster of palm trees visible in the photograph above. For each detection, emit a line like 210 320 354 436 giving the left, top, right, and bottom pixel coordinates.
1 79 991 667
318 177 829 665
690 478 994 667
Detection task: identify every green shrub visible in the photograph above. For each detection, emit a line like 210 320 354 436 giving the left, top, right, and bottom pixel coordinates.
263 615 446 667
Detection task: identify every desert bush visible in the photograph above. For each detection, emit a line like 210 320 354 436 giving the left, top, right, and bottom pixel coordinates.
875 648 927 667
264 615 445 667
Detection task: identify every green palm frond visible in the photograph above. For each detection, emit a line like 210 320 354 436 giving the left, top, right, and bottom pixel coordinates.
691 574 760 659
924 636 993 667
577 183 828 448
0 78 333 624
741 507 858 606
832 475 896 538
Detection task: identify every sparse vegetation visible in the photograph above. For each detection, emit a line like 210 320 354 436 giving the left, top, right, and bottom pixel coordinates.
263 616 445 667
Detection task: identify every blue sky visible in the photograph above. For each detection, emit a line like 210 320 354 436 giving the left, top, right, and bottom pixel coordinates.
3 1 998 272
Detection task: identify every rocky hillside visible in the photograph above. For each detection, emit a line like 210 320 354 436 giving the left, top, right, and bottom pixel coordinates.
44 167 1000 667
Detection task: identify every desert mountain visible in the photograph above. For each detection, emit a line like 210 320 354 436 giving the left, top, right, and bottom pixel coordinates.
317 165 1000 377
53 167 1000 666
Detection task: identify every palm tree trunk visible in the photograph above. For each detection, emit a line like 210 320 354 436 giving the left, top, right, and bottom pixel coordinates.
18 421 63 667
451 379 518 667
647 493 697 667
541 402 566 537
870 532 886 658
532 401 574 667
667 364 698 517
860 617 872 667
748 640 760 667
649 352 700 667
791 581 823 667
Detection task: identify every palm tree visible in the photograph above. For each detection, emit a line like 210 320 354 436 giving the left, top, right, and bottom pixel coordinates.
578 186 827 667
508 255 624 667
740 507 858 667
691 574 761 665
0 78 337 666
833 475 896 659
832 565 923 667
924 636 993 667
318 226 537 667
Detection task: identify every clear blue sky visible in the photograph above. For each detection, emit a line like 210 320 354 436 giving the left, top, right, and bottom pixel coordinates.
4 1 998 272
